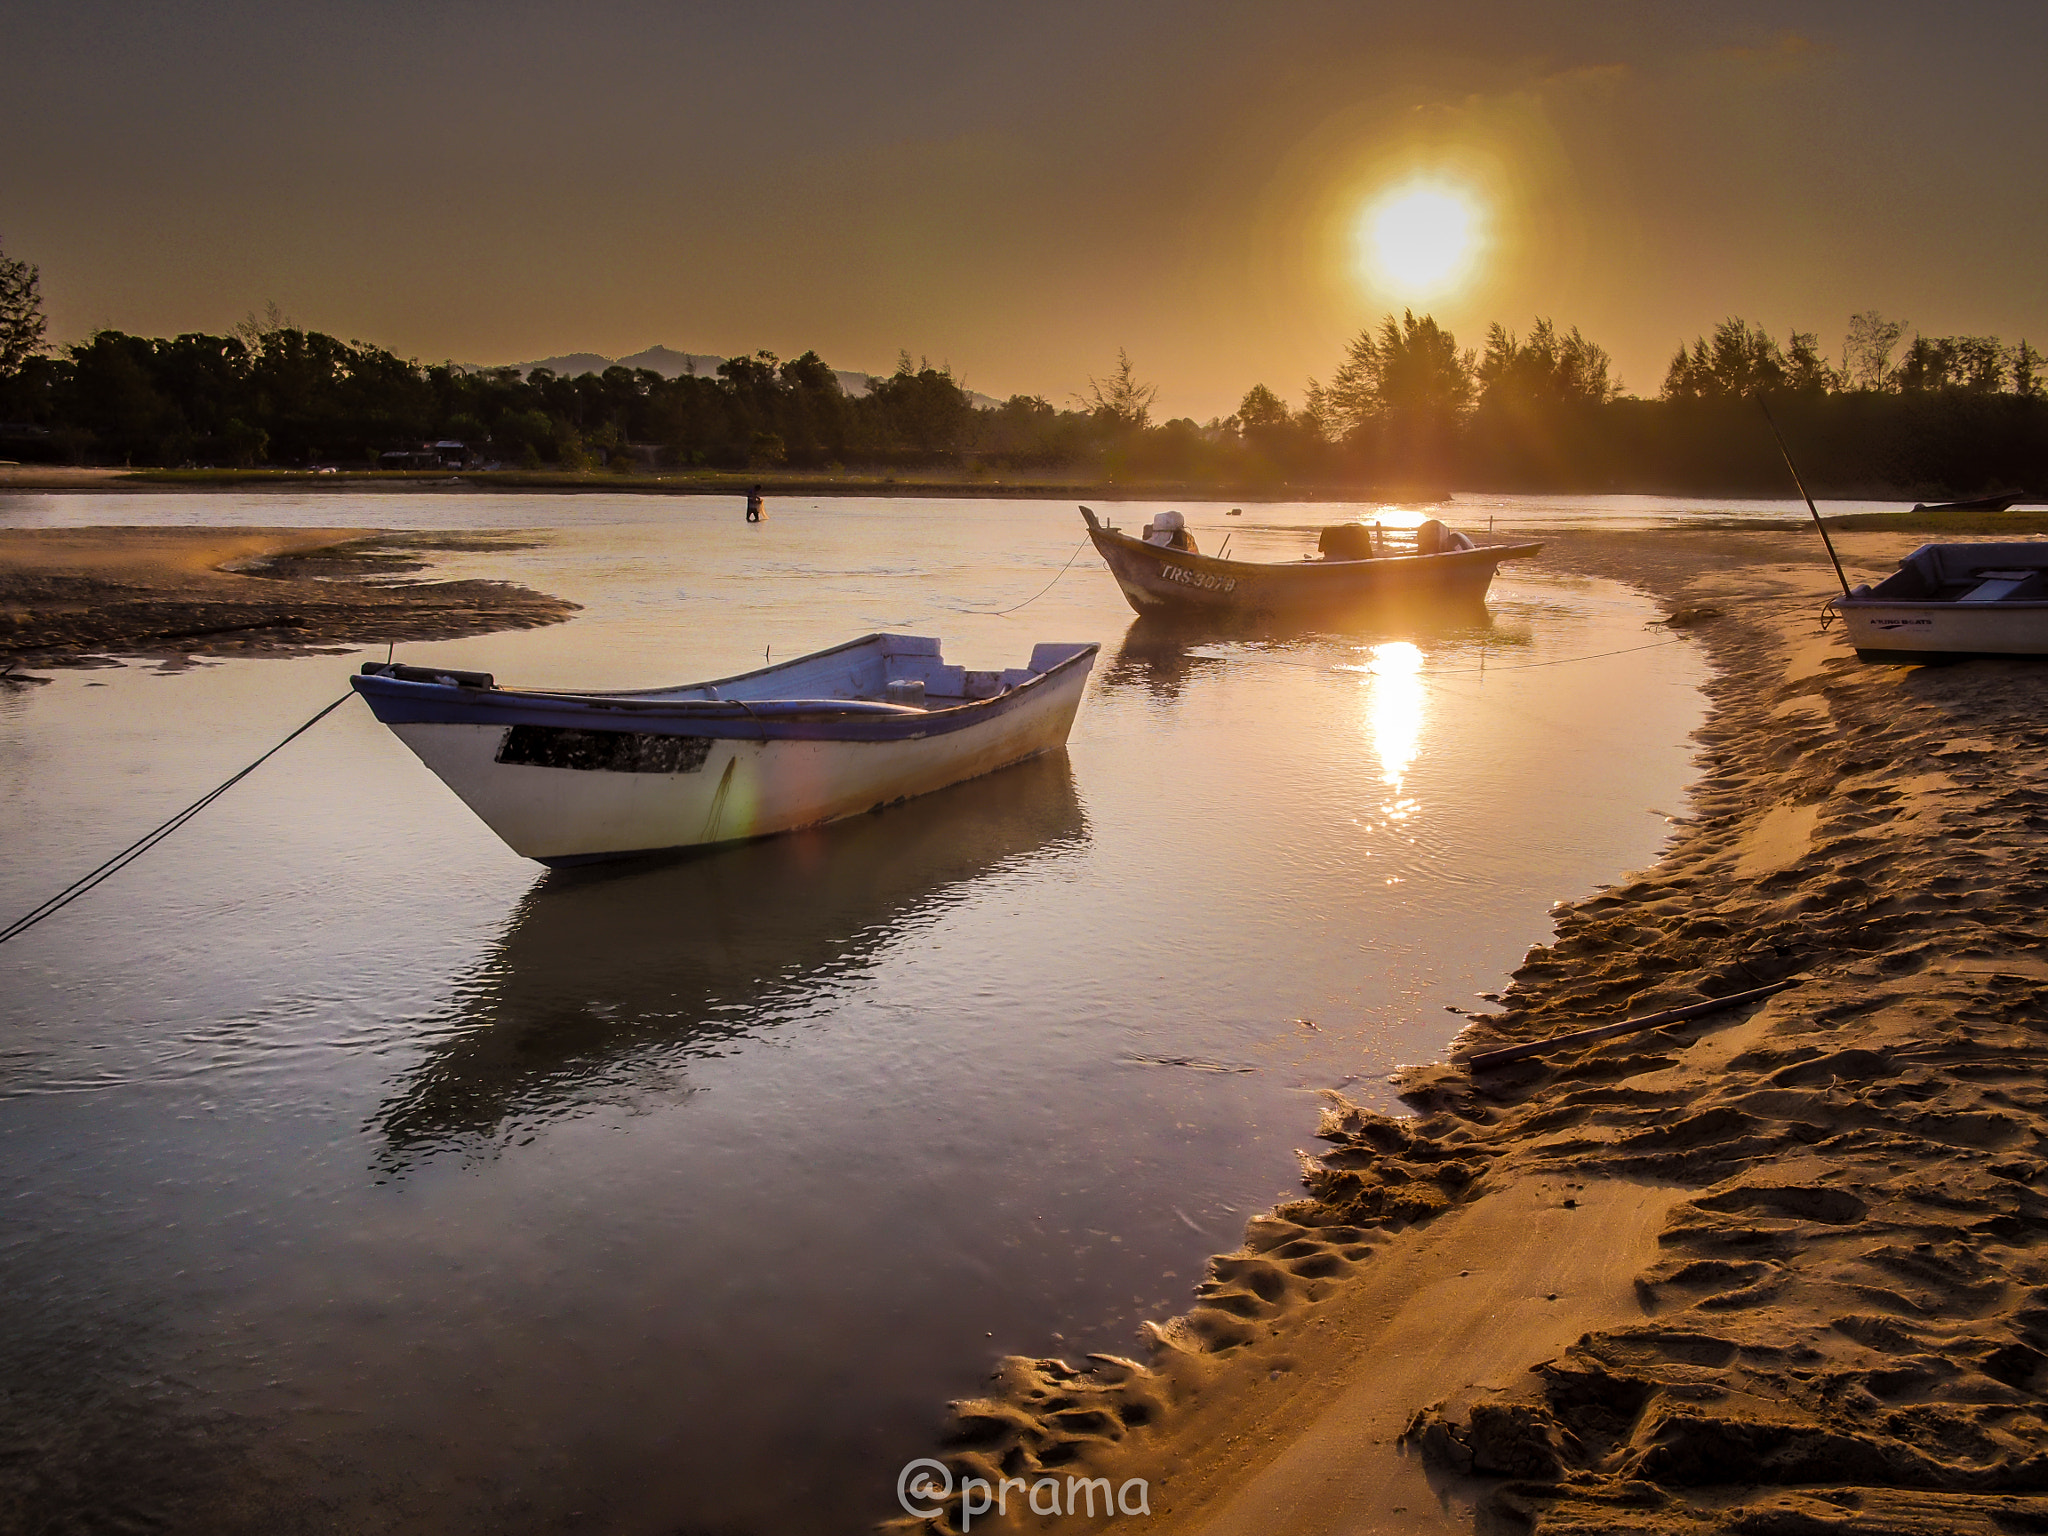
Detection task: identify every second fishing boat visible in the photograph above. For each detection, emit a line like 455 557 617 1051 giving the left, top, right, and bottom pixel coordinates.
1079 506 1539 619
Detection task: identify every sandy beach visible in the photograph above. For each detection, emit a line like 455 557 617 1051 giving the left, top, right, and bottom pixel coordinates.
898 523 2048 1535
0 526 578 668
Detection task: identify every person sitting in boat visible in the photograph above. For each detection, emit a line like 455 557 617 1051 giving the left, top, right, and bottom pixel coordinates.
1141 510 1198 554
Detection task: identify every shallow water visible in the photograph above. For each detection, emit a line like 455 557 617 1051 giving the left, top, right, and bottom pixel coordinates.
0 494 1707 1532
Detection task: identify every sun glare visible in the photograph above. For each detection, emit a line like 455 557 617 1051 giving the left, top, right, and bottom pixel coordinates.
1359 182 1484 298
1362 641 1426 792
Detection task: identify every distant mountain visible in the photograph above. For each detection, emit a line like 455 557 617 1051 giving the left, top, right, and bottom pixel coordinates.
481 345 1003 407
511 351 617 378
493 345 872 398
614 345 730 379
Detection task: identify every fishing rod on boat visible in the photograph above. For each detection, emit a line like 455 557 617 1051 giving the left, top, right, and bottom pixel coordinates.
1760 399 1852 600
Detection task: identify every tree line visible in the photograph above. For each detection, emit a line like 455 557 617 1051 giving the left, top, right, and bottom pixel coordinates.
1299 309 2047 494
0 320 1036 474
0 239 2042 494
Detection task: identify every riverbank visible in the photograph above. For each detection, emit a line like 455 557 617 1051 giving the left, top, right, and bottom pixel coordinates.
8 466 2035 519
0 526 578 668
0 464 1440 502
900 524 2048 1534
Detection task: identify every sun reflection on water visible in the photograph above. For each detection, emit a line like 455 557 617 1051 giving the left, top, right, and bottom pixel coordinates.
1362 641 1427 803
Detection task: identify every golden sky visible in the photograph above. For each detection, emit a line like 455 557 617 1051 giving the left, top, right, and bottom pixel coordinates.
6 1 2044 419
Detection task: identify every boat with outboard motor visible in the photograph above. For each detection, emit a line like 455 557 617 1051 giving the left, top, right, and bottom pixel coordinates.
1079 506 1539 619
1829 541 2048 661
351 633 1098 864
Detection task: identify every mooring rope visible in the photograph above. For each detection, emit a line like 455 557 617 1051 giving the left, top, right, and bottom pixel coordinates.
1196 581 1845 680
944 536 1091 617
0 693 353 947
1393 634 1693 675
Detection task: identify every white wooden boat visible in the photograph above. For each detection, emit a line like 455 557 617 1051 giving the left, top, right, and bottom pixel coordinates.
1832 542 2048 661
351 634 1098 864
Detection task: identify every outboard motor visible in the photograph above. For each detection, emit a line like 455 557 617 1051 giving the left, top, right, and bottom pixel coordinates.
1317 523 1378 561
1141 510 1197 553
1414 519 1476 555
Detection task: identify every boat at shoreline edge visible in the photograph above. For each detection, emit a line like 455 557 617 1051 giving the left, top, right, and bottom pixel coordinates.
1830 541 2048 662
351 633 1098 864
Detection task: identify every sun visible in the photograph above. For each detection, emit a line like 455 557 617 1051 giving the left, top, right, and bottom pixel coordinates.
1358 181 1485 298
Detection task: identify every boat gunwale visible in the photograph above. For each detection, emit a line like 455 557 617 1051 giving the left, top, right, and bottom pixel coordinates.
1840 539 2048 612
493 630 930 701
1084 522 1543 576
349 636 1102 743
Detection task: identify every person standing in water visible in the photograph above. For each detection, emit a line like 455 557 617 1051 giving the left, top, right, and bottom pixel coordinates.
745 485 764 522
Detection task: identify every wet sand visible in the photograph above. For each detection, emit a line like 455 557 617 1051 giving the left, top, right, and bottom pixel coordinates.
901 525 2048 1534
0 526 578 667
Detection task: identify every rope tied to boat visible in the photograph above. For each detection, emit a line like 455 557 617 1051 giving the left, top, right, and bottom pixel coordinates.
946 535 1091 617
0 692 353 947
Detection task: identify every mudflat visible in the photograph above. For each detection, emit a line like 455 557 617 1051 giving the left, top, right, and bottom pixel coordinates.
0 526 578 667
898 525 2048 1535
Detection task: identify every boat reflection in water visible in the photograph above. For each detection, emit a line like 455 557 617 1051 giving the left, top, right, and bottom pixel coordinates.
1095 620 1232 701
1096 592 1526 704
373 752 1087 1166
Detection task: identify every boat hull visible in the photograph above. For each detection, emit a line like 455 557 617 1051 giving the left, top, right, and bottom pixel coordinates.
1835 600 2048 662
353 638 1097 863
1083 524 1539 619
1835 540 2048 661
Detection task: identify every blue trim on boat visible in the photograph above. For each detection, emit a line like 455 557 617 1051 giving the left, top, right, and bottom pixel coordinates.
349 644 1099 744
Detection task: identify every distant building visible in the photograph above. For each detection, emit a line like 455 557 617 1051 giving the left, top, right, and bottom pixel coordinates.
378 441 472 470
